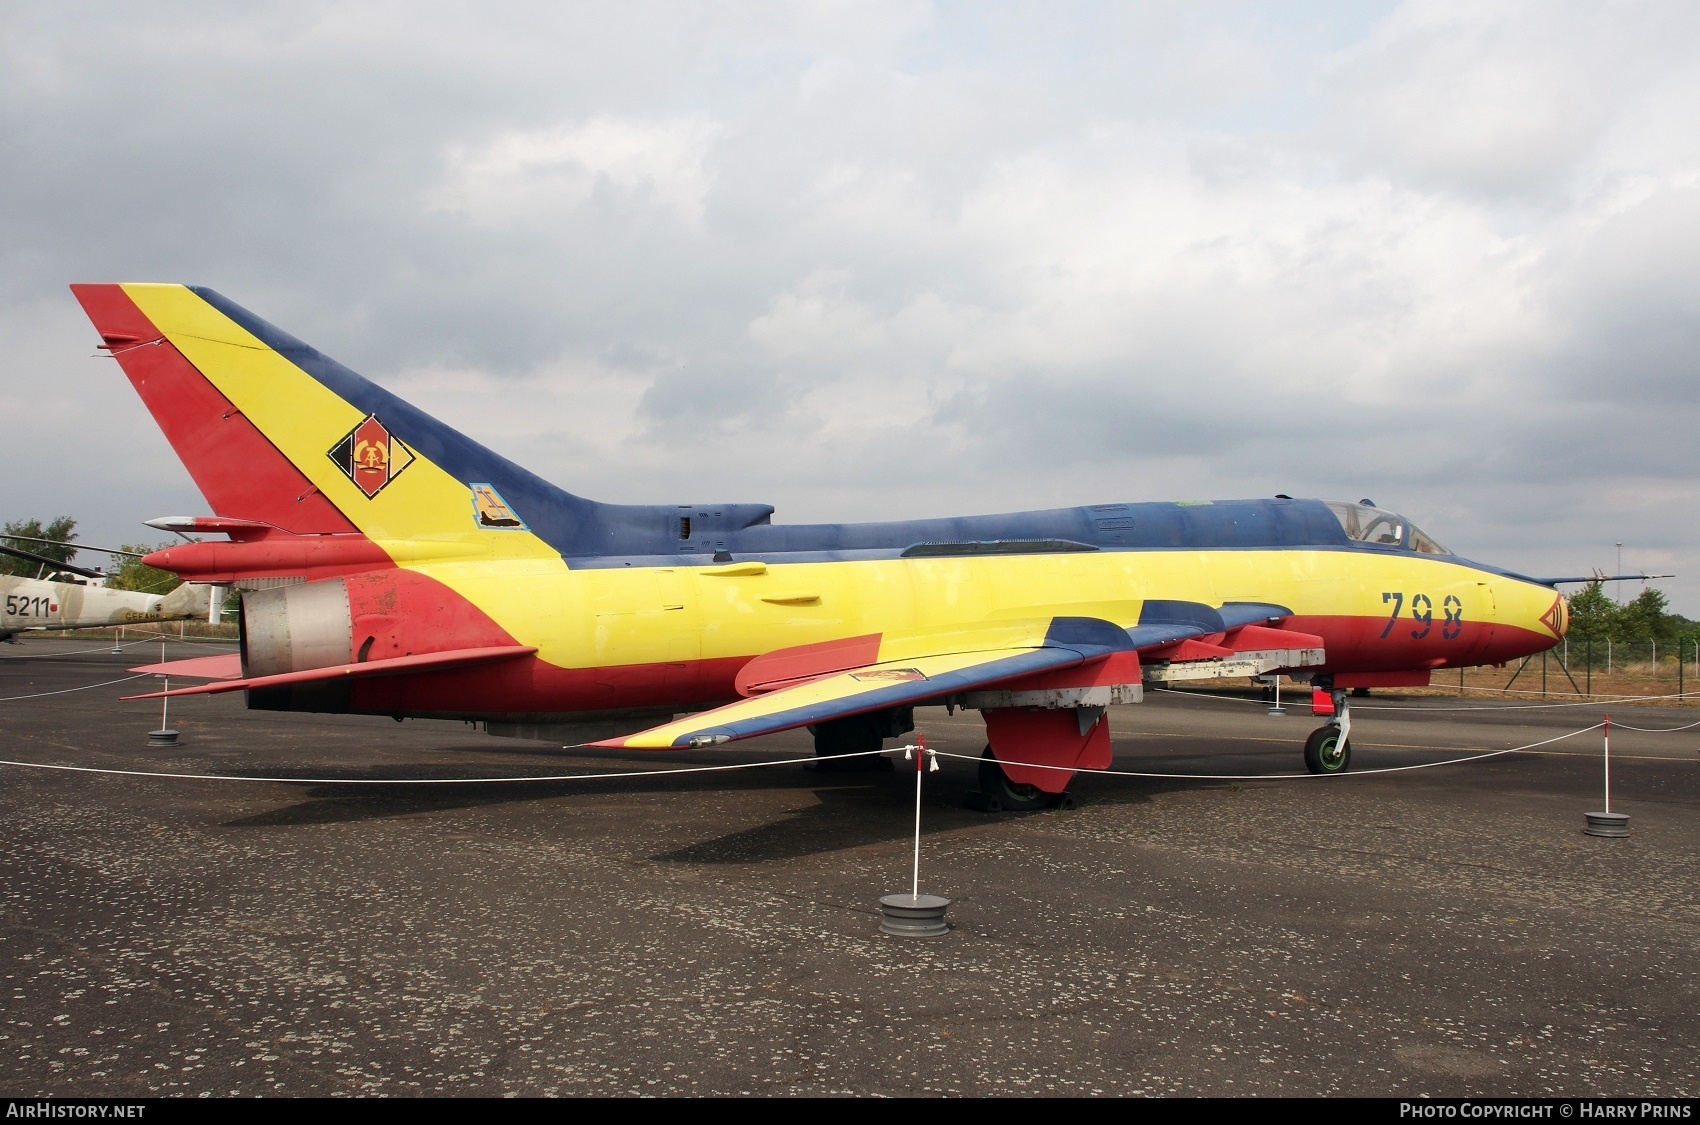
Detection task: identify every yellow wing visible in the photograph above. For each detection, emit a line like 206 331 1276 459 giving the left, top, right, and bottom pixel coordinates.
595 616 1142 749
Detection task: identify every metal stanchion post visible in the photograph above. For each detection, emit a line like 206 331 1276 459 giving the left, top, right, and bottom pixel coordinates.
1584 714 1628 837
148 636 179 746
879 734 950 937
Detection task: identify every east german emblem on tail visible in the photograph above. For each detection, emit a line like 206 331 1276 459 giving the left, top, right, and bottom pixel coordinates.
328 414 415 498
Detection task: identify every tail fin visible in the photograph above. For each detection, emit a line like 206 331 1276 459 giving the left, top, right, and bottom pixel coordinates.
71 284 594 555
156 581 211 619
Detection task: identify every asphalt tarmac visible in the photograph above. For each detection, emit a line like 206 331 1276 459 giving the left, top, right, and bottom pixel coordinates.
1 636 1696 1097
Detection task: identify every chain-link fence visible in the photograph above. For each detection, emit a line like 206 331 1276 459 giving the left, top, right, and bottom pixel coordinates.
1561 638 1693 673
1466 637 1699 700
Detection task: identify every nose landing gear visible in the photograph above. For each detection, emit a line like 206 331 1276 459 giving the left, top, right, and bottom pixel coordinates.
1303 725 1351 773
1302 687 1353 774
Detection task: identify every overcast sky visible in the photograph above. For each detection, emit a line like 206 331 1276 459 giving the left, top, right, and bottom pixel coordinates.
5 1 1698 611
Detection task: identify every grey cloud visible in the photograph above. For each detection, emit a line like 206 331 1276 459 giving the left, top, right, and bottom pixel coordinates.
1315 2 1700 200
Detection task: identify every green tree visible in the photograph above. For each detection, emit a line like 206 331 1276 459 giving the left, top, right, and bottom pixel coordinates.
103 543 182 595
0 516 79 577
1565 581 1616 639
1615 586 1675 643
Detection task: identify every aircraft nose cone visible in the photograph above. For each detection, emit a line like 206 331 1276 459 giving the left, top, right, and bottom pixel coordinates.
1540 593 1569 637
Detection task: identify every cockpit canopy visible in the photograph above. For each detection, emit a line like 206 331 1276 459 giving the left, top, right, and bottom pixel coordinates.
1324 500 1449 555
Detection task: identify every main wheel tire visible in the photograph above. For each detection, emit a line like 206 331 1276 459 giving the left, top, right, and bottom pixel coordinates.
978 745 1051 811
1303 726 1351 774
810 714 893 771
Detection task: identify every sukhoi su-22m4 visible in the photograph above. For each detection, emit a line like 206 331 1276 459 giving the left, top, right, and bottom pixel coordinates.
73 283 1571 809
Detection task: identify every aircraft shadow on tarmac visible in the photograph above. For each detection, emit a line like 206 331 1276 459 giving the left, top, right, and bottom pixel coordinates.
216 746 935 834
652 783 986 865
222 779 991 862
218 747 1188 864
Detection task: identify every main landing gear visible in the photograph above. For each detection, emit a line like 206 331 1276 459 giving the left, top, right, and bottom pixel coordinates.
1302 686 1352 775
969 746 1075 813
806 709 911 772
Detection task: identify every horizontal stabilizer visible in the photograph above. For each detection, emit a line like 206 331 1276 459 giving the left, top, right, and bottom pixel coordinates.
125 645 537 700
129 653 243 680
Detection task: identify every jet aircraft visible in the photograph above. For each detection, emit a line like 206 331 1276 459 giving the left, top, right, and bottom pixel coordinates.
73 283 1571 809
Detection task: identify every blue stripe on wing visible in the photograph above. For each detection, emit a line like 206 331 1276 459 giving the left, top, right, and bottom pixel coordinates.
668 648 1077 747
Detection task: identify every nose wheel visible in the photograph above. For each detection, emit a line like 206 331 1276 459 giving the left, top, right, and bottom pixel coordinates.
1303 725 1351 773
1303 686 1353 774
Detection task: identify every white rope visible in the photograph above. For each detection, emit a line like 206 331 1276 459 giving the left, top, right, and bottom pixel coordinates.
1155 685 1690 713
1607 716 1700 733
1358 691 1690 712
1466 681 1691 700
0 746 903 787
101 630 231 646
0 674 150 702
0 715 1635 789
939 722 1606 781
0 637 167 660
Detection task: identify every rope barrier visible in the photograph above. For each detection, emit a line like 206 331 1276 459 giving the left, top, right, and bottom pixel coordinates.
1462 681 1691 700
116 631 234 645
0 674 150 702
0 636 183 660
0 718 1623 788
1155 685 1690 713
0 747 901 787
1605 716 1700 734
0 662 1674 788
934 722 1606 781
